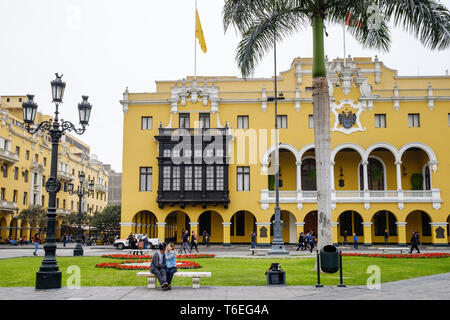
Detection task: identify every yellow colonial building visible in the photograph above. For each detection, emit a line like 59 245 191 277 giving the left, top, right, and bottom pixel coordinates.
0 95 110 241
120 56 450 247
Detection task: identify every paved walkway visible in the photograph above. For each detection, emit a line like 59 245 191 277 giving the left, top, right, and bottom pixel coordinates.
0 272 449 300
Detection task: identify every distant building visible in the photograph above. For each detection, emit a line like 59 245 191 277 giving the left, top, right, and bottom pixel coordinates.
103 164 122 206
0 95 110 241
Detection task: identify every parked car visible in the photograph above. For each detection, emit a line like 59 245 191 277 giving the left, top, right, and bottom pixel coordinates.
113 234 161 250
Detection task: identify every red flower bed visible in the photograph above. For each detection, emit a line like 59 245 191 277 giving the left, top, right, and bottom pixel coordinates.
342 252 450 259
95 260 201 270
102 253 215 260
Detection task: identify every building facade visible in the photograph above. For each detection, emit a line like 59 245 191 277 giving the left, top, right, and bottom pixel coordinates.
120 56 450 246
103 164 122 206
0 96 110 241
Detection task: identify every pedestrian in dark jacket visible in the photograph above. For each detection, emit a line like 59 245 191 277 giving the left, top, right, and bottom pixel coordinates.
384 229 389 246
150 243 169 290
190 231 199 253
296 232 304 251
409 231 420 253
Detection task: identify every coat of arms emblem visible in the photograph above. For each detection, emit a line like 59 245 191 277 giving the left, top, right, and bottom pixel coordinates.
338 111 357 129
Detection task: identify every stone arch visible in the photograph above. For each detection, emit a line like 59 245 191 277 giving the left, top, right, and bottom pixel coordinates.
371 210 398 244
230 210 257 243
332 143 365 162
365 143 399 162
198 210 223 244
9 218 18 239
261 143 299 166
405 210 432 243
298 144 315 161
399 143 438 172
132 210 158 238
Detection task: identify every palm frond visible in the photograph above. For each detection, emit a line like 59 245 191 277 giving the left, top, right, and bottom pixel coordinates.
223 0 271 34
233 1 310 77
380 0 450 50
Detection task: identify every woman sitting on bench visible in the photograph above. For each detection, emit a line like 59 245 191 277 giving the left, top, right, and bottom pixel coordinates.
150 243 169 290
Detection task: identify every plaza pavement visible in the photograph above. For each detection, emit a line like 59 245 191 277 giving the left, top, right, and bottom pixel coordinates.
0 244 449 300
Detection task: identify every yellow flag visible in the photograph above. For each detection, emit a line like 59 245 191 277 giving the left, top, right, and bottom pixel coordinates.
196 9 207 53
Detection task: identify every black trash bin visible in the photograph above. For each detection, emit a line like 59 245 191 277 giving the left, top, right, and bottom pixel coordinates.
320 245 339 273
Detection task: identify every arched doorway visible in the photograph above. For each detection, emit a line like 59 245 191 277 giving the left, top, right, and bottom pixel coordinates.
400 147 431 191
270 211 297 244
447 215 450 244
9 218 18 240
198 211 223 244
406 210 432 244
165 211 190 243
338 211 364 243
372 211 398 244
304 211 318 238
0 217 8 241
230 210 256 244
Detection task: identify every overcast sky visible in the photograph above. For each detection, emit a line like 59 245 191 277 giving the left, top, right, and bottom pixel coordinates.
1 0 449 173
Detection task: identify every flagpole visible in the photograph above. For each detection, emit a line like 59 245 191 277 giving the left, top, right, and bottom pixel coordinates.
343 25 346 67
194 0 197 80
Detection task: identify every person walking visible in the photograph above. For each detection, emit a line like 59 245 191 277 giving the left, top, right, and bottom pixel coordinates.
308 232 315 253
32 233 40 256
150 243 169 290
202 229 207 245
190 231 199 253
205 231 210 247
296 232 304 251
143 234 149 249
384 229 389 247
178 229 185 254
181 230 190 254
353 233 358 250
63 234 67 247
165 242 177 290
343 229 348 245
250 230 257 255
409 231 421 253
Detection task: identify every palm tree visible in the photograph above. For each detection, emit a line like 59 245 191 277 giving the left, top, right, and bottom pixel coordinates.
223 0 450 250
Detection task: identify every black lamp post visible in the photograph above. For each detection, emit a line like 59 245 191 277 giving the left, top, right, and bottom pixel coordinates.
67 172 94 256
267 28 288 255
22 73 92 289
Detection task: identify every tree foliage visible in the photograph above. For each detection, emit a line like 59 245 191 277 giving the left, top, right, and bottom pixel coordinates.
91 205 121 233
17 205 47 231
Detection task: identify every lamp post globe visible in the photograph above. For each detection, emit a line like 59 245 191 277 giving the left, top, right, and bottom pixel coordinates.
51 73 66 103
78 96 92 126
22 94 38 125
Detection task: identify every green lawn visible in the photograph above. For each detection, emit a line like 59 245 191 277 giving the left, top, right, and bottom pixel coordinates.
0 256 449 287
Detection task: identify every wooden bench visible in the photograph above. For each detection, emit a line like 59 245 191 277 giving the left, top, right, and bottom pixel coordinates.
250 248 270 256
137 271 212 289
378 247 409 254
126 249 152 255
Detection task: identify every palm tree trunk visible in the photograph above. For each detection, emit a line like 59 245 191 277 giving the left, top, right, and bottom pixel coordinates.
312 15 332 251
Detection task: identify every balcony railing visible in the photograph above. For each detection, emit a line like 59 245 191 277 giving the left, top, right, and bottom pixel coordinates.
57 170 74 181
157 127 230 136
56 208 73 216
0 200 18 213
0 148 19 165
260 189 442 210
95 184 108 193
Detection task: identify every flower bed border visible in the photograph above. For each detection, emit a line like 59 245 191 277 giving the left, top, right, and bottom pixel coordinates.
95 260 201 270
342 252 450 259
101 253 215 260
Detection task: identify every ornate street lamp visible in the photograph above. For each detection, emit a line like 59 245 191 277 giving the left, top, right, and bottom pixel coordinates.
267 28 288 255
67 172 95 256
22 73 92 289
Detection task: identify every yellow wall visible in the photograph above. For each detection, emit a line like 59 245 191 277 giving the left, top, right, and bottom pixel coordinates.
120 57 450 246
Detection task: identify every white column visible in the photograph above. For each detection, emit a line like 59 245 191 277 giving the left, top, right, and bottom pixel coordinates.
362 160 369 191
395 161 402 190
330 161 335 190
296 161 302 191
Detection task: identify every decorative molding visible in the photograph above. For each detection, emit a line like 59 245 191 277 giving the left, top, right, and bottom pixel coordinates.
395 222 407 226
429 222 448 227
122 87 129 114
393 83 400 111
261 88 267 112
295 87 301 112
